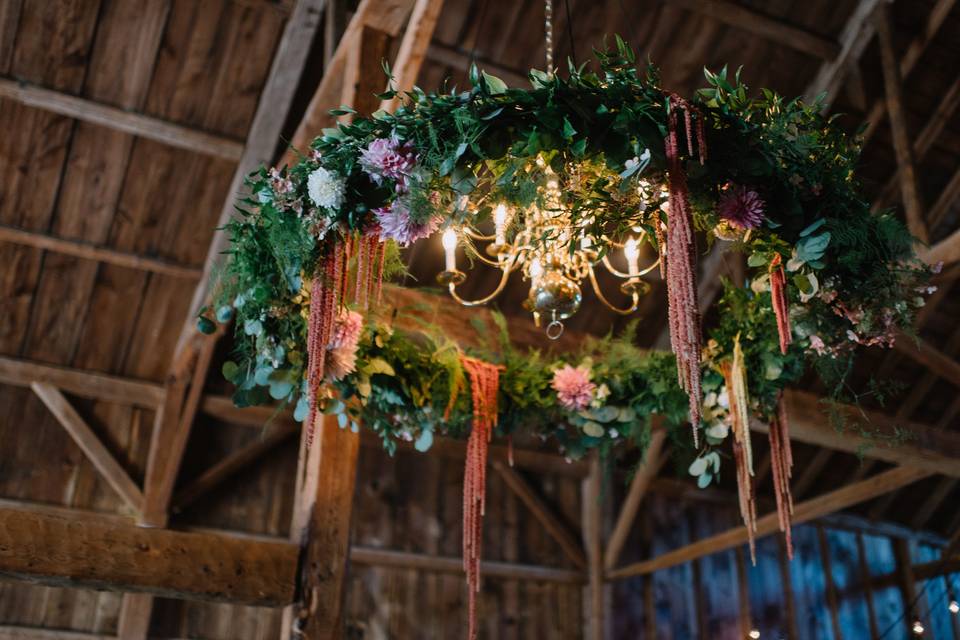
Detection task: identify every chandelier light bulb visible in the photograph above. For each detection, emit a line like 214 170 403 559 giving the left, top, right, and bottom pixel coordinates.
494 204 509 244
624 237 640 277
442 228 458 271
949 600 959 614
912 620 924 635
530 257 543 286
748 630 760 639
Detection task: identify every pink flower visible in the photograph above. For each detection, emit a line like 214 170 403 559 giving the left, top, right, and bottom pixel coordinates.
552 364 596 411
329 310 363 350
360 137 417 188
718 185 765 229
326 345 358 381
373 200 440 246
808 334 828 355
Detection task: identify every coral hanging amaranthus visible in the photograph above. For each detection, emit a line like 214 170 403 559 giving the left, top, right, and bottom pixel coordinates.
664 93 707 445
459 355 503 640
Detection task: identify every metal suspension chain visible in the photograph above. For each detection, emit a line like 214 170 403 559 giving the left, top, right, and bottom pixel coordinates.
544 0 554 76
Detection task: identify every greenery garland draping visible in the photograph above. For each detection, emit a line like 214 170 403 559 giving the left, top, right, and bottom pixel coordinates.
207 39 933 502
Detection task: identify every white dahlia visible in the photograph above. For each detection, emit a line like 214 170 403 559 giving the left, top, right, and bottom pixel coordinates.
307 167 346 210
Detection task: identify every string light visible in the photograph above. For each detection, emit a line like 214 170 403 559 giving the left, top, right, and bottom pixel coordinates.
748 630 760 639
912 620 924 635
949 600 959 614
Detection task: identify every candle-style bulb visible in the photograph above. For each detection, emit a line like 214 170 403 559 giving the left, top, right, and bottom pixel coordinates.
624 237 640 277
529 257 543 285
494 204 508 244
442 228 458 271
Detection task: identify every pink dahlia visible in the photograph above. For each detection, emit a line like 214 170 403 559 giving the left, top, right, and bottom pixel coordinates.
552 364 596 411
373 200 440 246
325 345 358 381
329 309 363 350
360 137 417 188
718 185 765 229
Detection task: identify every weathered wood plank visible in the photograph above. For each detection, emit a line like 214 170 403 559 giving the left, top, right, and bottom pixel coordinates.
0 356 164 407
379 0 446 112
0 79 244 160
0 507 297 606
0 225 202 279
804 0 883 107
30 382 143 513
350 547 585 583
607 466 932 579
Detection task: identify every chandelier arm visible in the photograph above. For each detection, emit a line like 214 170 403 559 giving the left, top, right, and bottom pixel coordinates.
599 253 662 279
447 262 514 307
587 265 640 316
462 227 497 242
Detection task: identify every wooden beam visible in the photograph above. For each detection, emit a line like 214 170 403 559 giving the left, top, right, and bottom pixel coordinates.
893 333 960 388
290 414 361 639
582 452 604 640
929 162 960 232
492 460 587 570
173 423 298 510
0 78 244 161
671 0 840 60
31 383 143 513
379 0 446 112
0 356 163 407
607 466 932 579
0 627 113 640
856 533 882 640
0 507 297 605
604 429 667 570
859 0 956 144
116 595 153 640
756 389 960 479
0 225 202 279
875 3 928 243
805 0 883 107
817 525 844 639
350 546 584 583
922 227 960 266
911 477 956 530
173 0 327 361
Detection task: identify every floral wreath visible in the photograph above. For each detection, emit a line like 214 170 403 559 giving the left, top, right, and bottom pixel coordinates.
204 39 934 633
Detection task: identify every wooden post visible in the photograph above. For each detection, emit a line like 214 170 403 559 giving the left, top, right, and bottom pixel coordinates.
894 538 922 637
817 526 844 640
856 533 882 640
582 452 604 640
735 546 753 637
776 534 800 640
286 414 361 640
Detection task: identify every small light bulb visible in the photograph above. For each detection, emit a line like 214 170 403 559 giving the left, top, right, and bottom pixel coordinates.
529 258 543 285
748 630 760 639
493 204 509 244
949 600 959 614
442 228 458 271
912 620 925 635
624 237 640 277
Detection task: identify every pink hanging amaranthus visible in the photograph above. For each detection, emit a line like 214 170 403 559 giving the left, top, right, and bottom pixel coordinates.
459 355 503 640
769 393 794 559
769 253 792 354
664 93 707 445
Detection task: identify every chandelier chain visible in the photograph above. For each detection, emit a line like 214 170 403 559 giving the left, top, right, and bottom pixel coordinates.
544 0 554 76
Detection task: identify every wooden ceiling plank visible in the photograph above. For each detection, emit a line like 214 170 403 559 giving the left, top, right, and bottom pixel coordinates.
492 459 588 570
603 428 667 571
30 382 144 513
670 0 840 60
0 627 113 640
860 0 957 144
0 79 243 161
0 506 297 606
0 225 202 280
0 356 164 407
379 0 447 112
606 466 932 580
874 3 928 243
893 333 960 388
804 0 883 107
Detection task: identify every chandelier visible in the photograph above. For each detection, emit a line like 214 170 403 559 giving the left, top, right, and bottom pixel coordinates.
437 159 662 339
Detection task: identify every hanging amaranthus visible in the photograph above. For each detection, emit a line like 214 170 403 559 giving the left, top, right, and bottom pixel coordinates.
353 232 384 310
305 242 347 447
723 333 757 561
664 93 707 445
769 253 792 354
459 355 503 640
769 393 794 559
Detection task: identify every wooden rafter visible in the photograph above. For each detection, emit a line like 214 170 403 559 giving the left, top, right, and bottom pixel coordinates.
0 356 163 407
0 78 244 161
859 0 957 144
893 332 960 389
804 0 883 107
0 225 202 280
607 466 932 579
31 383 144 513
922 227 960 266
0 506 298 606
379 0 447 112
672 0 840 60
492 460 587 570
875 3 928 243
